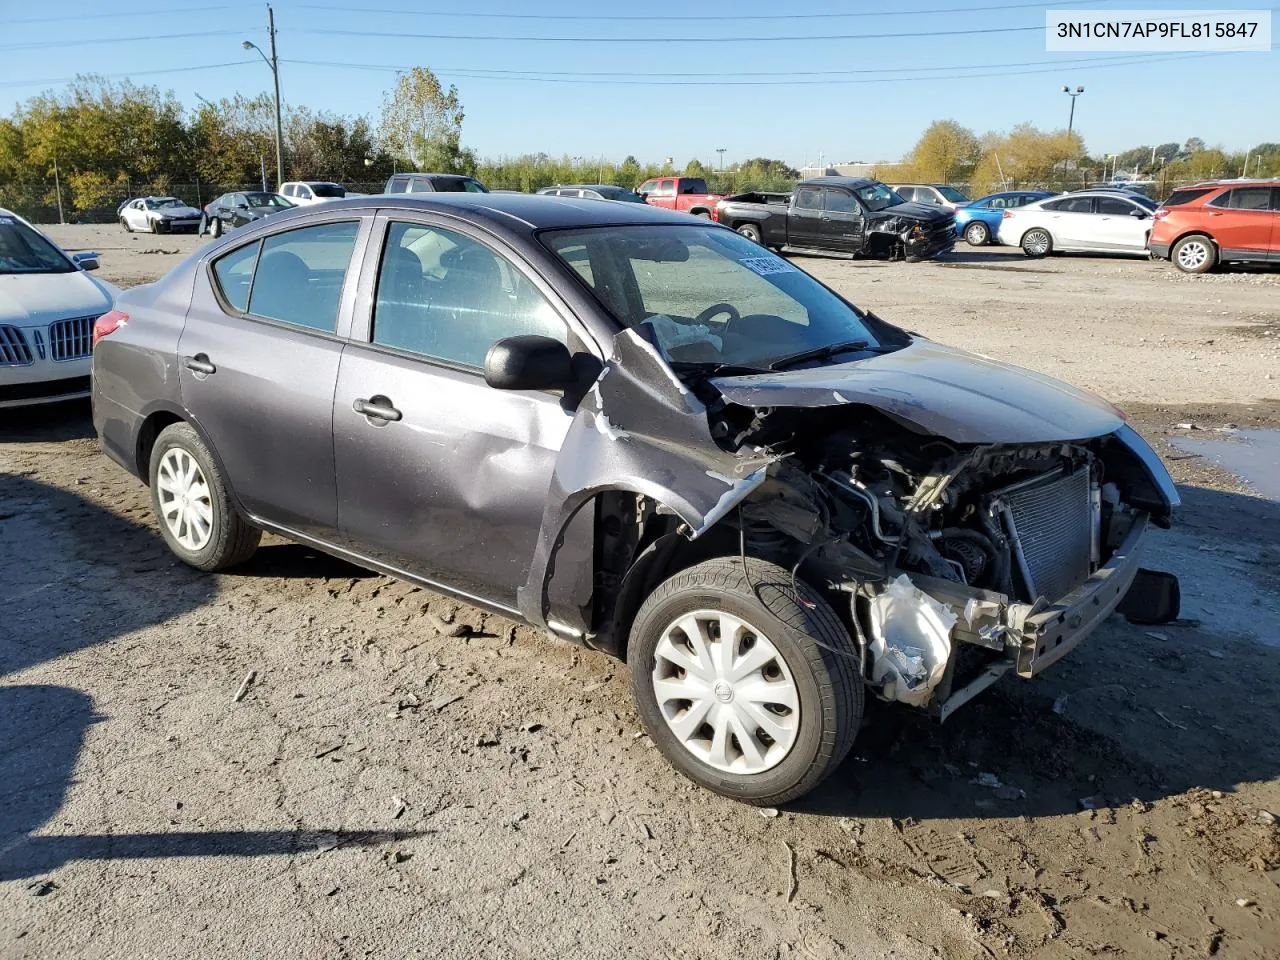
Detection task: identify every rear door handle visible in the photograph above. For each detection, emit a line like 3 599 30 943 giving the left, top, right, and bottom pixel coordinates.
1208 211 1224 216
184 355 216 376
353 396 402 422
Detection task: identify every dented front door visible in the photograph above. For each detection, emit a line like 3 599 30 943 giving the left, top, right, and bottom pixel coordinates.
332 347 571 607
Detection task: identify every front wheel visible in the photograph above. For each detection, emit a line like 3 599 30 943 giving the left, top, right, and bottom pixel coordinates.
120 217 132 233
964 221 990 246
149 423 260 572
736 222 763 244
1021 228 1052 258
628 557 862 806
209 217 223 238
1172 234 1216 274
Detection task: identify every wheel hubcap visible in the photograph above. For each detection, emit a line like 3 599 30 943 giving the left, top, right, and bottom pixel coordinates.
651 609 800 774
157 448 214 551
967 224 985 243
1178 242 1208 269
1026 232 1048 254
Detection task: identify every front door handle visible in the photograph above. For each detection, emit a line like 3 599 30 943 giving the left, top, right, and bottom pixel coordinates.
353 396 402 422
184 355 216 376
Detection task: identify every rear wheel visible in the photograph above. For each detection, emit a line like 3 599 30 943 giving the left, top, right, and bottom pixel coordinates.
120 217 132 233
964 221 990 246
736 222 763 244
1021 228 1052 258
1172 234 1216 274
628 557 862 806
149 423 260 572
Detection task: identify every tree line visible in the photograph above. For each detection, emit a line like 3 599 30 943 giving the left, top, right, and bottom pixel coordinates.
1 70 1275 222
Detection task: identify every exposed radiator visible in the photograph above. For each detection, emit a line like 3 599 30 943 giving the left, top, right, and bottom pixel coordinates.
995 466 1094 603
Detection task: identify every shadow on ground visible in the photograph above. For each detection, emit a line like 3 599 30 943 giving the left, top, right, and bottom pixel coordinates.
0 473 405 883
0 400 94 444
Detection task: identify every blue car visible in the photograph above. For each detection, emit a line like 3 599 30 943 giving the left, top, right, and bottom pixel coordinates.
954 191 1056 246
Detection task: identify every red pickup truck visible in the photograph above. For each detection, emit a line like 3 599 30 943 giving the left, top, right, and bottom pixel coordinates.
635 176 723 219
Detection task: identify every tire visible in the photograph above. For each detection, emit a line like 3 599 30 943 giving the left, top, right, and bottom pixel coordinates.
148 422 260 572
149 217 161 234
628 556 862 806
736 222 763 244
691 209 712 219
1171 234 1216 274
120 217 132 233
210 217 223 238
1021 228 1052 258
964 221 990 246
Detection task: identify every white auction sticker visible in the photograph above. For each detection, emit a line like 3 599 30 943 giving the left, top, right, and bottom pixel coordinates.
1046 9 1270 50
739 256 795 276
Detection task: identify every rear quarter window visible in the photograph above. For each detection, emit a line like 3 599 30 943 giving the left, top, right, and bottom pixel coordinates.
211 241 261 312
1163 188 1214 207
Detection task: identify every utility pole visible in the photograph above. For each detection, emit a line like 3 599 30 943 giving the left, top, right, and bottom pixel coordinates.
53 155 65 224
716 147 726 172
243 4 284 188
1062 84 1084 135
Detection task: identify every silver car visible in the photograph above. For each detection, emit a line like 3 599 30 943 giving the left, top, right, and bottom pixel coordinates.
0 209 116 408
119 196 203 234
996 190 1158 258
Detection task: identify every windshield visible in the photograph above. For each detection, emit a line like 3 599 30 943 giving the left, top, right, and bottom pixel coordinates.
542 225 904 370
936 185 968 203
0 217 75 274
247 193 293 208
310 183 346 198
146 197 185 209
856 182 902 212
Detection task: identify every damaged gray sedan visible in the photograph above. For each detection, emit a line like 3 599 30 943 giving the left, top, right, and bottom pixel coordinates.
93 194 1180 805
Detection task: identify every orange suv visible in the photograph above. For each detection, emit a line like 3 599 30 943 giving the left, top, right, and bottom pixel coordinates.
1149 180 1279 273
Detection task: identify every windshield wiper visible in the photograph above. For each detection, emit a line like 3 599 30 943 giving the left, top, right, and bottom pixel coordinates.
668 360 771 377
766 339 882 370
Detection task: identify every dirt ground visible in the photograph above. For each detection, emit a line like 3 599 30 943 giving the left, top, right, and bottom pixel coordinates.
2 224 1278 960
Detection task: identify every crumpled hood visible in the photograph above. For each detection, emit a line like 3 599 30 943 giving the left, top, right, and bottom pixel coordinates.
152 205 201 218
872 201 952 224
0 271 114 326
711 338 1126 444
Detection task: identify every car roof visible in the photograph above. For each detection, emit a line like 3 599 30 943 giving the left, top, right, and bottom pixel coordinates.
280 192 707 231
1184 179 1279 188
541 184 624 191
799 176 878 189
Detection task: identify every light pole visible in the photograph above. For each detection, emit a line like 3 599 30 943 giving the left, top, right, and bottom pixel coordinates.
243 4 284 189
1062 84 1084 135
716 147 726 172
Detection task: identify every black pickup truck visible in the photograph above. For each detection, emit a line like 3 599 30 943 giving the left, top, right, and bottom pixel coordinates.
716 176 955 261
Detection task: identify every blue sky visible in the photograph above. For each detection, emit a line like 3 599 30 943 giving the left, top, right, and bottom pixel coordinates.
3 0 1276 167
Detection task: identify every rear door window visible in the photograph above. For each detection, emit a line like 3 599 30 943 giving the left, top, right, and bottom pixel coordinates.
1226 187 1273 210
894 187 916 202
386 178 409 194
1097 196 1140 215
244 221 360 333
1045 196 1094 213
793 188 822 211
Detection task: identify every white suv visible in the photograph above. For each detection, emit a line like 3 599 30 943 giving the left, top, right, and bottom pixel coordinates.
279 181 347 206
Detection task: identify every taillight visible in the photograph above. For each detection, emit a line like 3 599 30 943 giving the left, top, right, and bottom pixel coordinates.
1153 208 1169 220
1001 209 1015 218
92 310 128 350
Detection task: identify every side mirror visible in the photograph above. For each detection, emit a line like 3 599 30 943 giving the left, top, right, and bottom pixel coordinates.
484 335 575 391
1130 209 1148 218
71 252 100 271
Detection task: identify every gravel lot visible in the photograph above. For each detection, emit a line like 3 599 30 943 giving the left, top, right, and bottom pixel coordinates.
2 224 1278 959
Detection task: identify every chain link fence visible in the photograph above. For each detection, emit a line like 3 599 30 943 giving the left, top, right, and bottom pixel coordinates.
3 180 393 224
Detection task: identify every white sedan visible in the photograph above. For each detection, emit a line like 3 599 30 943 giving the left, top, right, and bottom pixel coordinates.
279 181 348 206
119 196 203 234
996 190 1158 258
0 209 118 408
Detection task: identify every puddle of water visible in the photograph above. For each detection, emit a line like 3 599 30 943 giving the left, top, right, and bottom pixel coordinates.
1170 428 1280 502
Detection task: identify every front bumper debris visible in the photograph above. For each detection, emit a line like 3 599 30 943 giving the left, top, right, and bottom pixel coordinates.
906 514 1152 716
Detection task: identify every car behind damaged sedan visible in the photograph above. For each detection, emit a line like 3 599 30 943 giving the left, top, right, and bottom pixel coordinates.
92 195 1178 806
